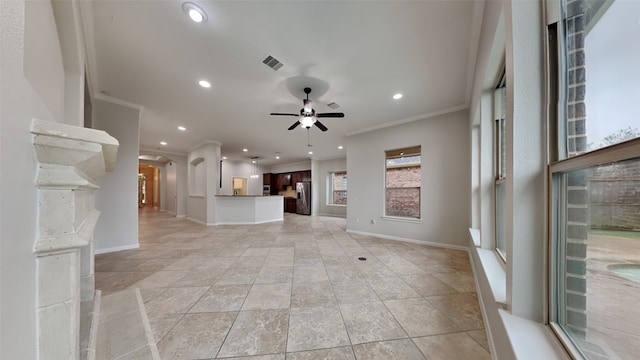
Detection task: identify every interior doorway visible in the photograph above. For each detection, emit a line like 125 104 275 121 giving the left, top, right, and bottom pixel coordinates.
138 164 160 208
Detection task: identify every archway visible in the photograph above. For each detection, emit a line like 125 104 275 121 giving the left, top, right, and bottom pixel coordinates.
138 163 160 208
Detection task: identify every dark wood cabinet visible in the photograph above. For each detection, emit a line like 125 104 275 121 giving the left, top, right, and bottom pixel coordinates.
284 197 297 213
302 170 311 182
291 171 303 185
276 173 291 189
291 170 311 185
268 171 311 193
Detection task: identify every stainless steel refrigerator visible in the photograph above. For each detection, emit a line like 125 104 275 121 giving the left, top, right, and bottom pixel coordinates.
296 182 311 215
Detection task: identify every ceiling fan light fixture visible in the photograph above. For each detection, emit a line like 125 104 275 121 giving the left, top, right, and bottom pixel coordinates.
300 116 315 128
393 93 403 100
182 2 207 23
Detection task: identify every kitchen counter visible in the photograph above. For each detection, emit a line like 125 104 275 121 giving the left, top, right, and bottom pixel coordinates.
214 195 283 224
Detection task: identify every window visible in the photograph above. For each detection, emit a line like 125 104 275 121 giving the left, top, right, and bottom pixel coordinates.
549 1 640 358
494 72 507 260
385 146 421 218
329 171 347 205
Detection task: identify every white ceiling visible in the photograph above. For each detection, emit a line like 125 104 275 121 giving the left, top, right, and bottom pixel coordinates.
86 0 483 165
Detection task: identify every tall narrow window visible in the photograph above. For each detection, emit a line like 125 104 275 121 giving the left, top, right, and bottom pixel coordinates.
494 72 507 260
385 146 421 219
549 0 640 358
328 171 347 205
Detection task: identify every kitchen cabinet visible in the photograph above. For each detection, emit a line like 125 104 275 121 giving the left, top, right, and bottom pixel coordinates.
284 197 297 213
277 173 291 189
263 173 271 185
291 170 312 185
291 171 303 185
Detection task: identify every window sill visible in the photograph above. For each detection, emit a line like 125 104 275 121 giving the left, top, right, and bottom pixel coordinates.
468 229 506 306
498 310 570 360
381 216 421 224
469 229 570 359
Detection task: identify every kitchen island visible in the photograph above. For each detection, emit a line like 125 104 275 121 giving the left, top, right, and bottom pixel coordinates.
214 195 283 225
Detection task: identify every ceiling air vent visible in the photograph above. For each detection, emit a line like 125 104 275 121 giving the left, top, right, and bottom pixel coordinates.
262 55 283 71
327 102 340 109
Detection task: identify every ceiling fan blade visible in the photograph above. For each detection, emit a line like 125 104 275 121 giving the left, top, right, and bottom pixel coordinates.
316 112 345 118
314 120 328 132
270 112 299 117
288 121 301 130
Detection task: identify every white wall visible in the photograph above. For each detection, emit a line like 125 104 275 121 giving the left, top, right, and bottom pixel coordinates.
221 160 264 196
315 158 347 218
51 0 86 127
346 110 470 249
173 155 188 217
187 142 221 224
0 0 68 357
188 147 208 223
267 160 311 174
93 99 141 253
23 0 65 122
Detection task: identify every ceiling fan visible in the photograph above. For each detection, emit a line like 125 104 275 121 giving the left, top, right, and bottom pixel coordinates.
270 87 344 132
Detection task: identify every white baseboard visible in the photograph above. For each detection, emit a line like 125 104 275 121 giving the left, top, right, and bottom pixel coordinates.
176 214 186 218
95 243 139 254
345 229 468 251
186 217 212 226
314 213 347 218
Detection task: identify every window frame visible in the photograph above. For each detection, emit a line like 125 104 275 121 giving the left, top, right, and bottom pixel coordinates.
546 0 640 356
384 146 422 220
548 137 640 358
327 171 348 206
494 71 507 261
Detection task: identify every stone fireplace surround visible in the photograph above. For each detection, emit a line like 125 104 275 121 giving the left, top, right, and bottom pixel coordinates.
31 119 118 359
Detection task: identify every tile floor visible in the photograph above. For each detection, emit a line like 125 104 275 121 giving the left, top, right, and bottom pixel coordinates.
95 210 490 359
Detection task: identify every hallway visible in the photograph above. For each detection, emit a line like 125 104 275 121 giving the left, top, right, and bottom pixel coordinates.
95 210 490 359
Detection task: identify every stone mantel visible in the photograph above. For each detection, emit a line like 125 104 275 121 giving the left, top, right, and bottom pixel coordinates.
31 119 119 360
32 119 118 187
31 119 118 254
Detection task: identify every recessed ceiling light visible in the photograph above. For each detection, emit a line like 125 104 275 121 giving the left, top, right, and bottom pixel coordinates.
160 141 167 146
182 2 207 23
338 145 343 150
199 80 211 88
242 148 248 152
178 126 186 131
393 93 403 100
276 155 280 159
308 151 313 155
222 156 227 160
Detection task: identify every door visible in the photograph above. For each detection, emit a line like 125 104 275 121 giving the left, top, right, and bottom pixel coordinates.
166 161 177 213
139 164 160 207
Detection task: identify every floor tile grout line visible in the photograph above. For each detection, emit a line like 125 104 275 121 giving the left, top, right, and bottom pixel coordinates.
98 211 490 359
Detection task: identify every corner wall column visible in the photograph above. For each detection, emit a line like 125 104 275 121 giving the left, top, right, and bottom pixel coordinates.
31 119 118 359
